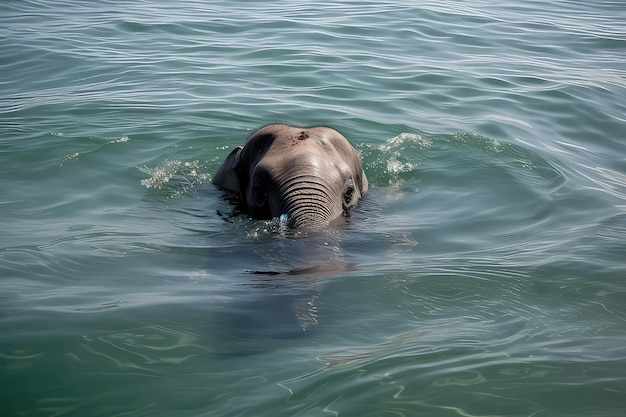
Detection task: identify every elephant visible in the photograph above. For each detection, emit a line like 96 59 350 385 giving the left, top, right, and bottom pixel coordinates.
212 124 368 229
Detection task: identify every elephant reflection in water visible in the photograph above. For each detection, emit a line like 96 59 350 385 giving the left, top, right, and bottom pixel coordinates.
212 124 367 339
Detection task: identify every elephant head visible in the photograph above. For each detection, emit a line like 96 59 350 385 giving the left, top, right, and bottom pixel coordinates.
212 124 368 229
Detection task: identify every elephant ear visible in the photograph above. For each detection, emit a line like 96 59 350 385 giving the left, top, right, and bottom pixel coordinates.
356 164 369 196
349 148 369 197
212 146 243 194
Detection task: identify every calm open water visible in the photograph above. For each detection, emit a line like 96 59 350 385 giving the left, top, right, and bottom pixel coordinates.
2 1 626 416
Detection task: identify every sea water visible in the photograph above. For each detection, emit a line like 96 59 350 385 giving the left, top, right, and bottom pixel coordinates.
1 1 625 416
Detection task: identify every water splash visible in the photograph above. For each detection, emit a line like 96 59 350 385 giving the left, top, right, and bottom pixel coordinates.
108 135 129 144
360 133 431 188
138 160 211 197
59 135 130 167
59 152 80 166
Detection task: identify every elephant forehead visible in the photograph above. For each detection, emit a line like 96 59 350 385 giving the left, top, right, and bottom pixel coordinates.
258 150 349 182
273 148 342 169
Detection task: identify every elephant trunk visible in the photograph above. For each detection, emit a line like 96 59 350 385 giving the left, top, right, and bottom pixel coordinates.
276 176 338 229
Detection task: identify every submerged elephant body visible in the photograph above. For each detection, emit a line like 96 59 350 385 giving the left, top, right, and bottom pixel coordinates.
213 124 368 229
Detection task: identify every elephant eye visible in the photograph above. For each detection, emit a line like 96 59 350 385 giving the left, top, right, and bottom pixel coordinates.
252 186 266 205
343 185 355 208
251 177 268 207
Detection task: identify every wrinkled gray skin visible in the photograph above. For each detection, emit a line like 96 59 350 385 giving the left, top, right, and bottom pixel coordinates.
213 124 368 229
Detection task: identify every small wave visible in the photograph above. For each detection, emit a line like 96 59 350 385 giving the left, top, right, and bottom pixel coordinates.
361 130 564 197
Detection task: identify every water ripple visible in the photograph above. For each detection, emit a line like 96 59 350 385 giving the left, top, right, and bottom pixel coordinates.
2 1 626 416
